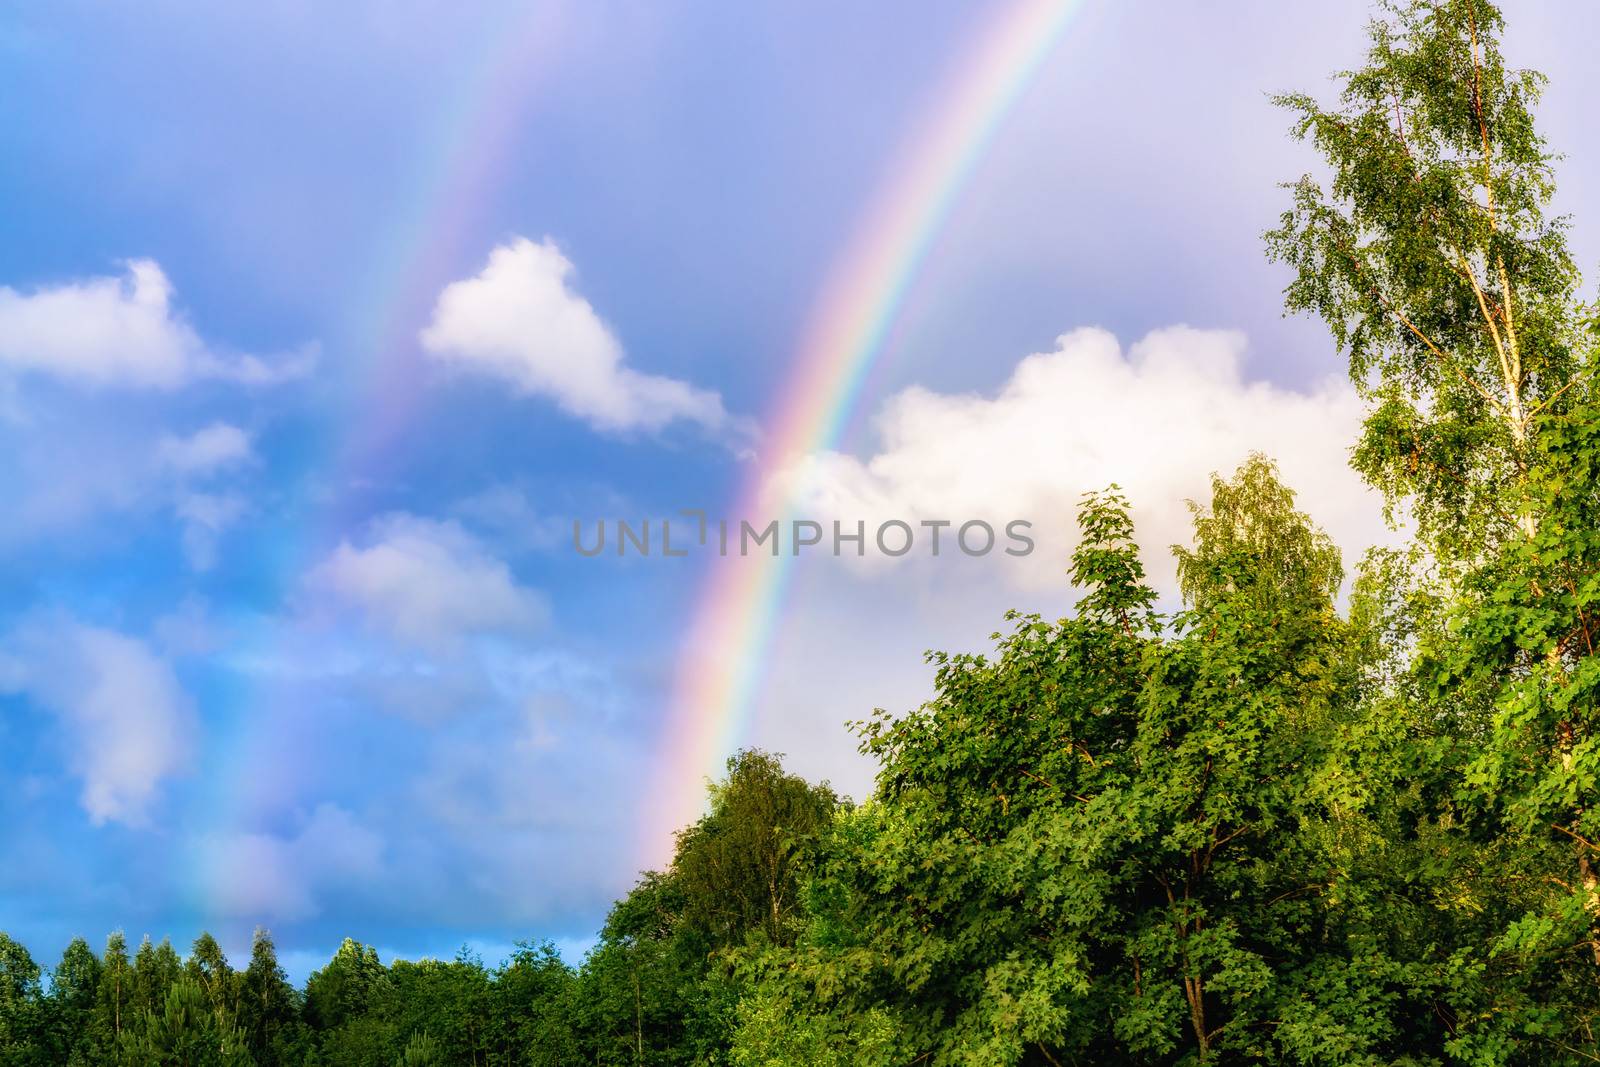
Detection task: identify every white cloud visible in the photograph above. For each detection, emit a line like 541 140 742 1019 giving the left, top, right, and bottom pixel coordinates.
784 326 1389 593
175 490 249 570
421 237 729 433
199 803 383 921
730 327 1394 804
0 260 313 388
307 513 548 649
151 424 256 569
0 619 193 826
0 414 257 566
158 422 253 475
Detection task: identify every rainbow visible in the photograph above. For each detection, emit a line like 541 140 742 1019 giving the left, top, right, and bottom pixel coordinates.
195 4 569 897
646 0 1088 860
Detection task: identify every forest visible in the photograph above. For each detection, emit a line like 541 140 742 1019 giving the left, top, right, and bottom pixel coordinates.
7 0 1600 1062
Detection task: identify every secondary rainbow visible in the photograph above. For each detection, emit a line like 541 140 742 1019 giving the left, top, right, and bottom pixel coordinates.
647 0 1088 858
195 4 568 905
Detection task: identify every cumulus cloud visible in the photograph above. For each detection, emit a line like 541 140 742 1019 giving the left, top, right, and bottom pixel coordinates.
421 237 730 434
307 514 548 649
158 422 253 475
729 327 1396 806
0 260 313 388
200 803 383 921
0 619 193 826
784 326 1390 594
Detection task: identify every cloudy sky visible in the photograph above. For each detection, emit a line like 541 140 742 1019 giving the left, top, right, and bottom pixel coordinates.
2 0 1597 976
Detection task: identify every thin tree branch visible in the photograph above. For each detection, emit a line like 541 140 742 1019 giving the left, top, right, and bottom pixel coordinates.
1528 365 1599 418
1553 822 1600 854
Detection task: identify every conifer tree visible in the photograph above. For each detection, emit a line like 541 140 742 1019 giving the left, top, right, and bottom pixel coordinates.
99 933 132 1049
237 929 300 1067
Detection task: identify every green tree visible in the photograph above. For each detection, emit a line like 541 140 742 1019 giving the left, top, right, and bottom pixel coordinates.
304 938 389 1035
304 939 395 1067
733 470 1420 1064
386 952 490 1065
98 932 134 1053
132 939 184 1022
577 751 836 1065
1173 453 1343 613
236 930 303 1067
733 488 1160 1064
1271 0 1600 1056
393 1031 439 1067
45 938 104 1064
0 933 44 1067
673 750 839 949
1267 0 1589 561
486 941 578 1066
184 934 235 1022
122 978 251 1067
577 873 700 1066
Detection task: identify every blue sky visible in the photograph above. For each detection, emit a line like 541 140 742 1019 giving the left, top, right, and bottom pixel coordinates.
2 0 1598 978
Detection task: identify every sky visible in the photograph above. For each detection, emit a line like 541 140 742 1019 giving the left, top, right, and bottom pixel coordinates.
2 0 1598 979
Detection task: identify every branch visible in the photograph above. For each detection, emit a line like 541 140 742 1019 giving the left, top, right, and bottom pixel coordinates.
1527 365 1600 418
1569 579 1596 657
1553 822 1600 854
1017 766 1091 805
1385 294 1506 417
1213 825 1250 852
1467 2 1499 232
1332 239 1505 416
1266 883 1329 906
1455 246 1516 406
1497 257 1524 392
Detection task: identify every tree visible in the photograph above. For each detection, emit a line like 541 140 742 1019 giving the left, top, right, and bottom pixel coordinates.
386 952 490 1066
132 939 183 1022
236 930 302 1067
577 872 700 1066
1271 0 1600 1055
732 488 1157 1064
45 938 104 1064
184 934 235 1023
304 939 388 1035
394 1031 439 1067
304 939 395 1067
0 933 43 1067
1173 453 1343 614
1117 462 1367 1060
673 750 839 949
731 469 1443 1064
574 750 838 1065
1267 0 1589 562
122 978 250 1067
98 933 133 1052
487 941 578 1066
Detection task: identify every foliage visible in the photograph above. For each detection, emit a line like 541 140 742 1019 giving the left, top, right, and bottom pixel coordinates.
575 749 841 1065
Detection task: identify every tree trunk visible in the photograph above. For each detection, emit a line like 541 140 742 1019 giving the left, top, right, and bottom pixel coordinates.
633 967 644 1066
1184 974 1209 1060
